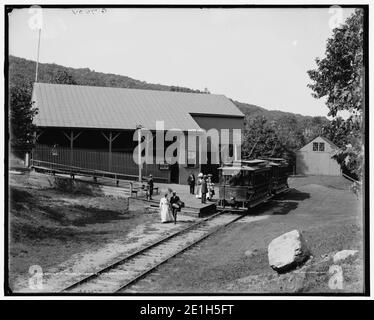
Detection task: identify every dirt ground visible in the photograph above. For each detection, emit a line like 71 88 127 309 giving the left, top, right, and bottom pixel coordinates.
8 172 365 294
123 176 365 294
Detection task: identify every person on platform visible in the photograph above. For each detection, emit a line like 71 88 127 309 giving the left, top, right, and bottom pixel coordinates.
159 193 173 223
201 176 208 204
206 174 215 201
196 173 203 199
170 191 181 224
147 174 154 200
187 172 195 195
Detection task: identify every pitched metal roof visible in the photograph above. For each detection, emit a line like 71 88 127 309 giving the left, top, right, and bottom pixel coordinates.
32 83 244 131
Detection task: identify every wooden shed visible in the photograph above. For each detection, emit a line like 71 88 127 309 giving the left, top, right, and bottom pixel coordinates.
296 136 341 176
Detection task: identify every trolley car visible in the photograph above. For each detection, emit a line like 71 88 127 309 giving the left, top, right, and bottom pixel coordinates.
262 157 290 195
218 159 272 210
217 158 290 211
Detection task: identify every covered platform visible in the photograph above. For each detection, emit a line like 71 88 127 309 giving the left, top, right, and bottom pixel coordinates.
146 182 217 217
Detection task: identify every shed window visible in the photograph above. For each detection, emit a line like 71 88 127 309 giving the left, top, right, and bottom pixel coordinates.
313 142 318 151
319 143 325 151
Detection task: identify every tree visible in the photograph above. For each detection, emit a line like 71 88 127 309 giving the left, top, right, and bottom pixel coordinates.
9 82 38 157
46 69 77 85
307 9 364 179
322 117 351 148
242 115 284 159
322 116 362 179
9 67 76 158
273 115 305 150
301 116 329 144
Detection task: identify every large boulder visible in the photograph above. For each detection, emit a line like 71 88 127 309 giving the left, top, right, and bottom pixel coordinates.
268 230 311 273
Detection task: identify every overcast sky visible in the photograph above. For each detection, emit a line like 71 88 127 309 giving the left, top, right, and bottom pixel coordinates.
9 7 355 117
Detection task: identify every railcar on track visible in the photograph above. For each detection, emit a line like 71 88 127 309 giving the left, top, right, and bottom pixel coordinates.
262 157 290 195
217 158 290 211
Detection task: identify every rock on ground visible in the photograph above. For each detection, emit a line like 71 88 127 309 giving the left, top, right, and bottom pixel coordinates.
268 229 310 273
244 249 258 257
328 265 344 290
333 250 359 264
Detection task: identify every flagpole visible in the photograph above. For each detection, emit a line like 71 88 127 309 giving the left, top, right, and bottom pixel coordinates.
35 28 41 83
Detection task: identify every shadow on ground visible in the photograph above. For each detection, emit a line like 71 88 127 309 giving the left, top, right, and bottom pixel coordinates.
275 189 310 201
247 188 310 216
271 201 299 215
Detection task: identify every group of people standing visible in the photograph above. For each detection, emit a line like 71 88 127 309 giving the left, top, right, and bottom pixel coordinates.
187 172 215 204
159 191 182 224
158 172 215 225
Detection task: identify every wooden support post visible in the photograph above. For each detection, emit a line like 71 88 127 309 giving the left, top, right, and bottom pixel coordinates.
70 131 73 165
31 130 44 165
63 130 82 166
35 130 44 142
109 131 112 172
138 129 142 182
101 131 120 172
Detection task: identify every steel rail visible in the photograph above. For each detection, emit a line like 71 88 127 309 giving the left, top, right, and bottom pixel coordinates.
115 212 246 293
62 210 230 292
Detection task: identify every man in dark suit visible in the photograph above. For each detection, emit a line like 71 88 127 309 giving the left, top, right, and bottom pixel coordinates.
170 191 180 224
201 176 208 204
147 174 154 200
187 172 195 194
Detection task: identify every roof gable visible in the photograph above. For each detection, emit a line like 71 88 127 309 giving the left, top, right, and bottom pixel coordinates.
298 136 338 152
32 83 244 131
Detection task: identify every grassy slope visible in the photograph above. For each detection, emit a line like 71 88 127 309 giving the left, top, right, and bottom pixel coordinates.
8 172 157 290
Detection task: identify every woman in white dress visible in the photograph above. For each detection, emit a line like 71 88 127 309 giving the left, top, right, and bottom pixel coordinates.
159 193 174 223
196 172 203 199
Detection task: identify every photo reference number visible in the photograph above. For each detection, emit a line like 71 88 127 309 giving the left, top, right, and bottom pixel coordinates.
140 304 234 317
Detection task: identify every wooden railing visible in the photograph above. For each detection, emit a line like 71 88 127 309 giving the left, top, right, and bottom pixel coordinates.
31 144 170 183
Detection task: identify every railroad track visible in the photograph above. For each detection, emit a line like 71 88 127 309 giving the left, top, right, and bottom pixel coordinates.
62 210 245 293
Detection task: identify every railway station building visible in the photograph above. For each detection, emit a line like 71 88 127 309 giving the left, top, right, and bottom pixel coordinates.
31 83 245 184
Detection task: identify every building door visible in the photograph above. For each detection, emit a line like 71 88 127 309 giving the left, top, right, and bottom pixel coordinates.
170 163 179 184
200 152 219 183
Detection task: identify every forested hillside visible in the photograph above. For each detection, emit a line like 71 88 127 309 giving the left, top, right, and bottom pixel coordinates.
9 55 205 93
232 100 313 123
9 55 330 163
9 55 323 123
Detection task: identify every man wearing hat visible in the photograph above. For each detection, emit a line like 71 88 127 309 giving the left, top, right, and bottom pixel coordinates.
187 171 195 195
170 191 181 224
147 174 154 200
201 175 208 204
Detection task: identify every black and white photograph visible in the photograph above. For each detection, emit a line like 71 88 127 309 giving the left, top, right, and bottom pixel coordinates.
3 3 369 298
